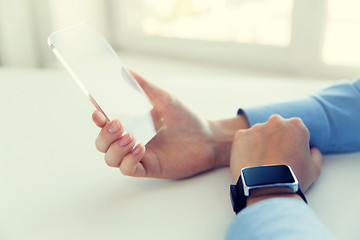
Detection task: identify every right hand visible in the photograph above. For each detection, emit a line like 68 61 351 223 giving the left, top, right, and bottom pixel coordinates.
92 71 249 179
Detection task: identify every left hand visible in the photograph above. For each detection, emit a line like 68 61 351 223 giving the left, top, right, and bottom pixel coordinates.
92 71 249 179
230 114 323 192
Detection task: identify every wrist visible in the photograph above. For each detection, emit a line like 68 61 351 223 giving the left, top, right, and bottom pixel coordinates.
247 191 302 207
210 114 250 167
230 165 307 214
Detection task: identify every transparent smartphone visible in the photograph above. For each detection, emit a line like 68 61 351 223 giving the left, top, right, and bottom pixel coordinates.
48 22 156 144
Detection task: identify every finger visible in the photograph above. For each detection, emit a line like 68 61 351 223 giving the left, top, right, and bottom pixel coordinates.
301 147 323 192
129 70 171 112
95 119 124 153
104 133 136 167
310 147 323 179
92 110 107 128
119 144 147 176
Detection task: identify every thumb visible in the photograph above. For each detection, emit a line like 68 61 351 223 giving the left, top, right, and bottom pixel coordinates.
129 69 171 112
309 147 323 183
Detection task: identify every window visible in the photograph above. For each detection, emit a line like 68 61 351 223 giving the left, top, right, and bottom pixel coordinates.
113 0 360 79
2 0 360 79
139 0 293 46
322 0 360 66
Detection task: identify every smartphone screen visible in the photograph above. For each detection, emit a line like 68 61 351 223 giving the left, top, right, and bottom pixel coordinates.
48 22 156 144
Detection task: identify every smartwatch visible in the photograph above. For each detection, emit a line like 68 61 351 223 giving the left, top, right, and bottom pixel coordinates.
230 164 307 214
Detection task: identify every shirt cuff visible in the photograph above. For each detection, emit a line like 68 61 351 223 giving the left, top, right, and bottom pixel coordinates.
226 197 336 240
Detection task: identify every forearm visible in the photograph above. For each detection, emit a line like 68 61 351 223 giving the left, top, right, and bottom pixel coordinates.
242 79 360 153
246 188 302 207
209 80 360 168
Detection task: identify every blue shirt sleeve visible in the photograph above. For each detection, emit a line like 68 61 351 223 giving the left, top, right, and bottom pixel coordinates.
226 198 336 240
240 79 360 153
227 80 360 240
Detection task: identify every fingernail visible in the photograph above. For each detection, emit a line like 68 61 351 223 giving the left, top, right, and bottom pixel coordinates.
132 144 143 156
119 134 133 146
108 121 120 134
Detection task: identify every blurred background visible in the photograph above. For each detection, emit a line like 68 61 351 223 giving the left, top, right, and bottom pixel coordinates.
0 0 360 80
1 2 360 239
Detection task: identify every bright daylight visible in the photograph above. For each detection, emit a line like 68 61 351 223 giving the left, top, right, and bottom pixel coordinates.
1 1 359 240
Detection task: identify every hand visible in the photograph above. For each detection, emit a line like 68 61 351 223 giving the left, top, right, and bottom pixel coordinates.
92 71 249 179
230 115 323 196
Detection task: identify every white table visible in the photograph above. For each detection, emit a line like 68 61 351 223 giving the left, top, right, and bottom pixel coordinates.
1 54 359 240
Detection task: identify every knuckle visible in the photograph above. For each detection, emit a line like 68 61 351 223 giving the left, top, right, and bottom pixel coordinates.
234 129 246 141
247 123 264 137
266 115 284 128
250 123 262 130
290 118 309 137
289 117 304 127
268 114 282 123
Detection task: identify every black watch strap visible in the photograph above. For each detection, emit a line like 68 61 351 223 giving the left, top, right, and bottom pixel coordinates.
230 176 246 214
230 176 308 214
296 188 308 204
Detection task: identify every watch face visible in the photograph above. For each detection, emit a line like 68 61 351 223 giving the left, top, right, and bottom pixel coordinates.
242 165 295 187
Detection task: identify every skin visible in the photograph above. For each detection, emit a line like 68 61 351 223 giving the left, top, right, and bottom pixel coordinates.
92 70 249 178
93 71 323 208
229 115 324 206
